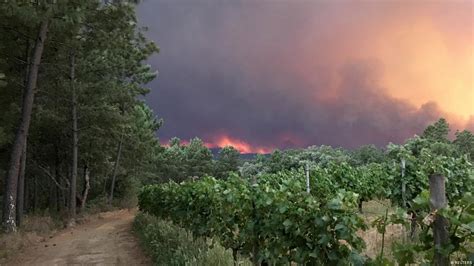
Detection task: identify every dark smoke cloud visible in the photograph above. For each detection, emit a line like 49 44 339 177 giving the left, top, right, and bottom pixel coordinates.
136 1 472 150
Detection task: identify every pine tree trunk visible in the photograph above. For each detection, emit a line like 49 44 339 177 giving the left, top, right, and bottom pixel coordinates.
109 136 124 203
54 146 62 212
80 165 90 210
70 51 77 225
2 19 49 233
16 142 27 226
33 175 38 212
24 174 29 213
49 173 56 214
16 39 31 226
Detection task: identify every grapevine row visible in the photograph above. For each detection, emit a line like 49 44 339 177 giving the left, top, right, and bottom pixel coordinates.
139 174 368 265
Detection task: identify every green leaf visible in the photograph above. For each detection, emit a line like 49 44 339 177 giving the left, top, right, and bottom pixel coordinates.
464 221 474 233
335 223 346 231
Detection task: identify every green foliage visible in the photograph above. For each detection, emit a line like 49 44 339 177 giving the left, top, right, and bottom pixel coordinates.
184 138 213 178
350 144 385 166
386 191 474 264
157 138 186 182
239 145 356 177
0 1 161 216
214 146 240 179
454 130 474 162
386 139 473 208
375 133 473 264
317 162 390 203
422 118 450 143
137 118 472 264
155 138 214 182
133 212 243 266
138 174 368 265
239 155 269 178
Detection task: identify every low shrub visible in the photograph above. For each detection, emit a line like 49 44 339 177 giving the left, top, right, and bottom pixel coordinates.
133 212 250 266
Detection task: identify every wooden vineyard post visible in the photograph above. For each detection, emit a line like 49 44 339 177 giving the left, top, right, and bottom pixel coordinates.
429 174 449 266
380 208 389 258
401 158 406 208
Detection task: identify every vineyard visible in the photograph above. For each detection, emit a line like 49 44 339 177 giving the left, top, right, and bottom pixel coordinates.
139 133 474 265
0 1 472 265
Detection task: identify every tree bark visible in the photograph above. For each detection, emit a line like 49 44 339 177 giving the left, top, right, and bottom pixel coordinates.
80 165 90 211
55 173 60 212
24 173 29 213
429 174 449 266
16 39 31 226
48 170 56 213
2 19 49 233
54 145 63 212
33 175 38 212
16 142 27 226
108 135 124 203
70 51 77 224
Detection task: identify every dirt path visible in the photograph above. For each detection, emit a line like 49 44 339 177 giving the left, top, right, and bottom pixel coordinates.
5 209 150 266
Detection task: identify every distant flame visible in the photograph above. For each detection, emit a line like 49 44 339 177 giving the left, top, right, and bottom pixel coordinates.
205 135 272 154
161 135 273 154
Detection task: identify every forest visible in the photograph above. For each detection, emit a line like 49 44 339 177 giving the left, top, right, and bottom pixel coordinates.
1 1 473 266
0 0 257 238
0 1 165 233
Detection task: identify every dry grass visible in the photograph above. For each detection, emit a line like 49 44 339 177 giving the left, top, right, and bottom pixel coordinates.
0 208 126 263
359 221 406 258
360 200 474 263
0 215 56 263
359 200 408 259
0 232 42 262
22 215 59 233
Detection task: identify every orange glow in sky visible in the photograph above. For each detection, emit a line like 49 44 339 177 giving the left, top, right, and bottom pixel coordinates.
297 2 473 120
142 0 473 149
205 135 272 154
374 19 473 119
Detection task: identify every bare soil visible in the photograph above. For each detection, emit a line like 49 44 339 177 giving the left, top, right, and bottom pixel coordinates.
4 209 150 266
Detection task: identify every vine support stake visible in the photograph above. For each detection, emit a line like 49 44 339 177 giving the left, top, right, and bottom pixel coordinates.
429 174 449 266
380 208 389 259
401 158 406 208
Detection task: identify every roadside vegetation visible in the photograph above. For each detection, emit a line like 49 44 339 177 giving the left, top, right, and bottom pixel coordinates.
133 212 251 266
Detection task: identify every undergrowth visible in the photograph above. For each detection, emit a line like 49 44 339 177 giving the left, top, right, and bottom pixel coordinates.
133 212 251 266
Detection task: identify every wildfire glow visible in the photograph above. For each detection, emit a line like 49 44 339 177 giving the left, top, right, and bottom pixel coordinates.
297 3 473 119
374 19 473 119
205 135 272 154
161 135 273 154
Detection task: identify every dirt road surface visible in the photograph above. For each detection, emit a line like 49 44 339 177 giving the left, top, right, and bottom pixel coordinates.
5 209 150 266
